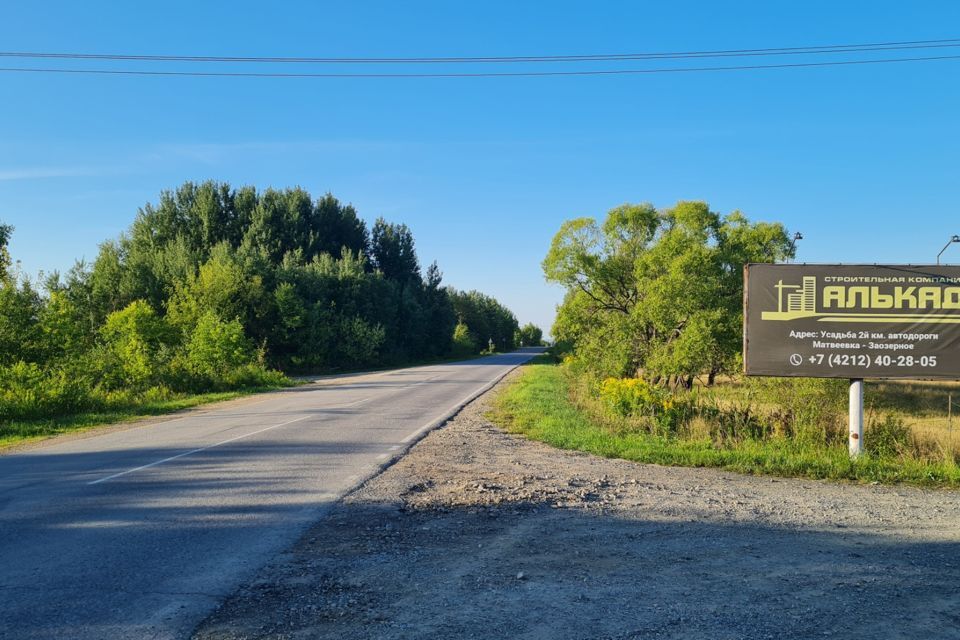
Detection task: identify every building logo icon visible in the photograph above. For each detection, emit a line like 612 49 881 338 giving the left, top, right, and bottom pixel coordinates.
762 276 818 320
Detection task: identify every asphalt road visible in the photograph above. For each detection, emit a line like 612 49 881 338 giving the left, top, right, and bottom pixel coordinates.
0 350 538 640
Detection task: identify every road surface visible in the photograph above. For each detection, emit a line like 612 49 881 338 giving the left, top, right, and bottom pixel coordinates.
0 350 538 639
196 376 960 640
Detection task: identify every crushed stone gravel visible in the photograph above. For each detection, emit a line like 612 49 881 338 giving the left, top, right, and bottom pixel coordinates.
194 369 960 640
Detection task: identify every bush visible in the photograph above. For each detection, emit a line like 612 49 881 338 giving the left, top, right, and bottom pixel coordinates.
726 377 846 446
222 363 289 389
141 385 174 404
185 311 255 378
99 300 175 389
0 361 94 419
599 377 665 417
597 377 694 435
164 312 288 391
867 414 911 458
452 321 476 357
333 316 385 367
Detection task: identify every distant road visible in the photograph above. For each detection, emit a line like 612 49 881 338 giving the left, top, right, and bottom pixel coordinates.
0 349 541 639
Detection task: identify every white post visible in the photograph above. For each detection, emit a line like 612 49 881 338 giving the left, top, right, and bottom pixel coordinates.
849 378 864 458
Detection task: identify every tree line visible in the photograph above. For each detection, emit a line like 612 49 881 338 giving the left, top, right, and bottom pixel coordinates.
0 181 526 421
544 201 793 387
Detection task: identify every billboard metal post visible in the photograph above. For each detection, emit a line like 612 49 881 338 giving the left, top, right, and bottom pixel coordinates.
848 379 864 458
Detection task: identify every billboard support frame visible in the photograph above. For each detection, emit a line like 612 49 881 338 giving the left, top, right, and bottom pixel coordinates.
848 379 863 458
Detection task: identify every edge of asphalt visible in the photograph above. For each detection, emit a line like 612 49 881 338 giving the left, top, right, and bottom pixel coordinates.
186 355 532 637
0 355 515 456
336 354 533 496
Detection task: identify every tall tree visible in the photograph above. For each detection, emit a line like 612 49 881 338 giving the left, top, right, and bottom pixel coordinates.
0 222 12 283
370 218 420 284
544 201 793 385
516 323 544 346
421 262 456 357
311 194 369 259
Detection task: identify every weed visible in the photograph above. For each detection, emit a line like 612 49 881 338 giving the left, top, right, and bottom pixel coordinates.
490 363 960 487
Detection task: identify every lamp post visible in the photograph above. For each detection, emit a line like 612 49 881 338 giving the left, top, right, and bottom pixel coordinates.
787 232 802 262
937 235 960 265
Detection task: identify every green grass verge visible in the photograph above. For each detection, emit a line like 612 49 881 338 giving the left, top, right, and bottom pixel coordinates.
490 363 960 488
0 384 292 451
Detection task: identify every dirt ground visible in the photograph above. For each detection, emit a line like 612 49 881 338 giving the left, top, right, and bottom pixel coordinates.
194 370 960 640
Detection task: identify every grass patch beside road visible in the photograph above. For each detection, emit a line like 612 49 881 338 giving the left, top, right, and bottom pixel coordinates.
0 384 289 451
490 362 960 487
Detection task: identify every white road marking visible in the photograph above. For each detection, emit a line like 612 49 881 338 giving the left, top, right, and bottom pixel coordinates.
85 390 402 487
342 396 374 407
84 358 523 487
87 415 311 485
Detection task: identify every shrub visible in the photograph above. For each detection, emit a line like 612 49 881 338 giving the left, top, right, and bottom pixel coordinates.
599 377 665 417
730 377 846 446
0 361 94 419
99 300 175 389
333 316 385 366
141 385 174 404
222 363 289 388
185 311 255 379
452 321 476 357
698 396 771 444
597 377 695 435
867 414 911 458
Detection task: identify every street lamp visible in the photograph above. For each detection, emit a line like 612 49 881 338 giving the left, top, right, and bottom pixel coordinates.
937 235 960 265
788 232 803 261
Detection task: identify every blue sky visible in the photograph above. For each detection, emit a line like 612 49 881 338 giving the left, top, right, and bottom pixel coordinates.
2 2 960 335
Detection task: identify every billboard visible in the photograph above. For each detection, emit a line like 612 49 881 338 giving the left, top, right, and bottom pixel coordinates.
744 264 960 379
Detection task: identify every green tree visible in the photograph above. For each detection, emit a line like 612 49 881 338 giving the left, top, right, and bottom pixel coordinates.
185 311 255 379
311 193 369 258
421 262 456 357
544 201 793 386
71 181 520 376
241 187 314 262
515 323 544 347
37 291 92 362
0 222 12 282
167 244 267 336
99 300 175 389
0 279 44 366
450 289 518 353
451 321 476 356
370 218 420 284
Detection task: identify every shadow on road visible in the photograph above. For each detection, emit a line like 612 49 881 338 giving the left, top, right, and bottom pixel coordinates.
193 493 960 640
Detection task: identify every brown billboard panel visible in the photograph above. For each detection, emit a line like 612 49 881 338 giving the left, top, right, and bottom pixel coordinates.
744 264 960 379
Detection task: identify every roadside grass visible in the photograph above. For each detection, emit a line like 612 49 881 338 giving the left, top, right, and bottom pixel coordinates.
0 384 292 451
702 376 960 460
490 362 960 487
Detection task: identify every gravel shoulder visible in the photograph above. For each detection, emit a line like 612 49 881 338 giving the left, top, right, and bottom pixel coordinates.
194 368 960 640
